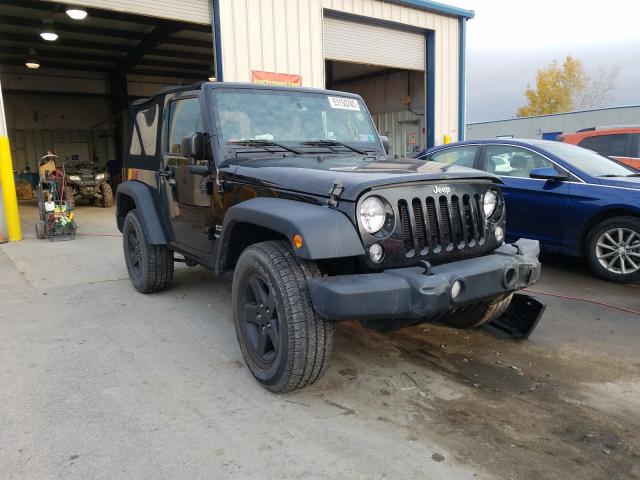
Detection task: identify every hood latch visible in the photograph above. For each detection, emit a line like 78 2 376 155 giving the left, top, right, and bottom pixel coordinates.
326 183 344 208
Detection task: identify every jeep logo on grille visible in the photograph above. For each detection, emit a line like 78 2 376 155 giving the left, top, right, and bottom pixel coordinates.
432 185 451 195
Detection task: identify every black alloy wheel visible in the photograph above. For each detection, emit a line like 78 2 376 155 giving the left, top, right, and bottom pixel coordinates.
240 274 281 368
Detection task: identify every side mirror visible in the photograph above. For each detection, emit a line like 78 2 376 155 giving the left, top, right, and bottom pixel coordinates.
379 135 390 154
181 132 205 160
529 167 568 181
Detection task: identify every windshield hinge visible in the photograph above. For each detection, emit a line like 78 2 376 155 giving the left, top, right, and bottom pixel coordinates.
326 182 344 208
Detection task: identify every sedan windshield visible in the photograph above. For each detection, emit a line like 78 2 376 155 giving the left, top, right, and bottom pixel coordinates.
210 89 381 153
543 142 635 177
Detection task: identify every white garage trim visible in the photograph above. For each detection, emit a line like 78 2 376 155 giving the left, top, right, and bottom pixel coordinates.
323 16 425 71
43 0 212 25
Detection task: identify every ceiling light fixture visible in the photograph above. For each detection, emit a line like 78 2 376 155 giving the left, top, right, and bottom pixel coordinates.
40 19 58 41
25 48 40 69
66 8 88 20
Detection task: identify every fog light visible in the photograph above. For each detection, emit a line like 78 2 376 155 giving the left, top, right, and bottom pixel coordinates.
495 226 505 243
451 280 463 300
369 243 383 262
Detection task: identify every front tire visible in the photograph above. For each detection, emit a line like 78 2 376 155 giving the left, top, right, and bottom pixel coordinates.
99 183 113 208
586 216 640 283
232 241 334 393
442 294 513 329
122 209 174 293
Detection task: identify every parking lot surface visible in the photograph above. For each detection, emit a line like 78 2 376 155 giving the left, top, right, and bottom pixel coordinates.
1 203 639 480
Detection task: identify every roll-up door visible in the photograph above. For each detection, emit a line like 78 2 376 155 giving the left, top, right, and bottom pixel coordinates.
323 16 425 71
44 0 212 24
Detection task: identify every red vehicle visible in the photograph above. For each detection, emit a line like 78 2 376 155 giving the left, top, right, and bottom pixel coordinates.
559 126 640 170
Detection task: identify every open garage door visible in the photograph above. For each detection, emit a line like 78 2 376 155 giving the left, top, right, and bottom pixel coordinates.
0 0 214 195
324 16 427 158
323 16 425 71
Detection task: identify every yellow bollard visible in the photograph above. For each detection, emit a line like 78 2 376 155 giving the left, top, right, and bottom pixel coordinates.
0 82 22 241
443 134 451 144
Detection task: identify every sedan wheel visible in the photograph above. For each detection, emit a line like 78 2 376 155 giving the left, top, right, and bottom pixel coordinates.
587 216 640 283
595 227 640 275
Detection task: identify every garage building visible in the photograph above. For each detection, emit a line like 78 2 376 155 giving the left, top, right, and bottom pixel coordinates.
0 0 472 239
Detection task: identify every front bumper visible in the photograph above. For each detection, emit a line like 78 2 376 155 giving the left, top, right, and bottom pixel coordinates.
307 239 541 321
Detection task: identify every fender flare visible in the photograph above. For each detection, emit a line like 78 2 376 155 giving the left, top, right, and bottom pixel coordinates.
116 180 169 245
218 197 365 264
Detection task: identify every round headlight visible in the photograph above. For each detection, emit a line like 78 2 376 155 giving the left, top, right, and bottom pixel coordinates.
360 196 386 234
483 190 498 217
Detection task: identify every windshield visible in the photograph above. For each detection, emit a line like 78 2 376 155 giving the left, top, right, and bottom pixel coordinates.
543 142 635 177
210 89 381 152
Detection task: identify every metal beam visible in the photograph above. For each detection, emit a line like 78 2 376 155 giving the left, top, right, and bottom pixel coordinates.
0 14 147 40
149 48 213 62
0 31 135 52
0 45 122 64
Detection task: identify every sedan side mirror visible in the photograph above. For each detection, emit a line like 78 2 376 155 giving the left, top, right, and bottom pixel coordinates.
529 167 568 182
379 135 390 154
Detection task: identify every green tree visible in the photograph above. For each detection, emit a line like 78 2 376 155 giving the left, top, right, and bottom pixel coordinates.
517 55 616 118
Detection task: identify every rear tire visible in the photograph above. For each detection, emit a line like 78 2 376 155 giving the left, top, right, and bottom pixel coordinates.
66 188 75 210
442 294 513 329
586 216 640 283
99 183 113 208
122 209 174 293
35 220 45 240
232 240 334 393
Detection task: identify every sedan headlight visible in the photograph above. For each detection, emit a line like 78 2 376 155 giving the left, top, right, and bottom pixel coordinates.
359 196 386 234
483 189 498 217
68 175 81 182
95 173 105 181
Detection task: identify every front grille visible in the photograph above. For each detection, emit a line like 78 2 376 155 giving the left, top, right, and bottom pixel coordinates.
397 193 484 256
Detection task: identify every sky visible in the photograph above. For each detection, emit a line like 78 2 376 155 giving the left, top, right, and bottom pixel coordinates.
445 0 640 122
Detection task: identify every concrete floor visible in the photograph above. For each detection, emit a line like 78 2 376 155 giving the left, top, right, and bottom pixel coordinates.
1 202 639 480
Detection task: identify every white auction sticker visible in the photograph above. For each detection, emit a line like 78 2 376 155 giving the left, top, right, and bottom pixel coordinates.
328 96 360 111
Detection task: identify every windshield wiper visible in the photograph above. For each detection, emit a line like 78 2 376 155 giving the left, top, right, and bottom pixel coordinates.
227 139 302 155
626 173 640 177
301 140 367 155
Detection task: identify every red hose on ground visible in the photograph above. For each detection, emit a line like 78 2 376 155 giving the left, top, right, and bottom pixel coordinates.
524 288 640 317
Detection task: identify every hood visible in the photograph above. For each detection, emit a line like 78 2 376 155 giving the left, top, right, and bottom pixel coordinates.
229 154 498 201
595 176 640 190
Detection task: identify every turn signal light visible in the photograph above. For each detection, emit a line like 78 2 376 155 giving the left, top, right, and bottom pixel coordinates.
292 234 303 249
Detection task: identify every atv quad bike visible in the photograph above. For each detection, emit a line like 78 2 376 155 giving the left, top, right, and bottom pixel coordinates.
64 160 113 208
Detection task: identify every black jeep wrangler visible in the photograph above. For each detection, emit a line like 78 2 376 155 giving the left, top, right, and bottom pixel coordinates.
116 82 542 392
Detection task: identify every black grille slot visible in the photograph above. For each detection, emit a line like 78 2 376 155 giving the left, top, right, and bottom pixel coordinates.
426 197 439 249
438 196 451 246
412 198 427 251
395 191 485 258
398 200 413 251
451 196 463 245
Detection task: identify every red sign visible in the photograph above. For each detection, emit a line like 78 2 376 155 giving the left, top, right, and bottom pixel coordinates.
409 131 417 145
251 70 302 87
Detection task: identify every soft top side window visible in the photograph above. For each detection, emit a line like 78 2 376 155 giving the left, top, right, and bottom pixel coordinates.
129 104 159 156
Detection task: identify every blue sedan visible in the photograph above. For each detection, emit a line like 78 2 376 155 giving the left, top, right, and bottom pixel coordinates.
418 139 640 283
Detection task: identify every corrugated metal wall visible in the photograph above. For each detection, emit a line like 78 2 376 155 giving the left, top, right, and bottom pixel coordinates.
44 0 212 24
218 0 461 143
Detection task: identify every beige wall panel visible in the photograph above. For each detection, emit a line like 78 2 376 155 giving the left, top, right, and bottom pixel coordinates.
219 0 324 88
44 0 211 24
